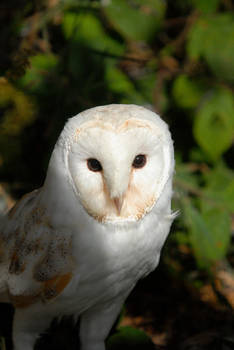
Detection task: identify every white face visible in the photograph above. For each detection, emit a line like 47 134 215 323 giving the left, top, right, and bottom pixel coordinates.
66 117 171 224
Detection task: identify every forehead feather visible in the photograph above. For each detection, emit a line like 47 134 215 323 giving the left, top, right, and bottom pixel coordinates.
58 104 169 148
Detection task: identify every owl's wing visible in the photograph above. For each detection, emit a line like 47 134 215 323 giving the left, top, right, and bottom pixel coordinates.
0 189 74 308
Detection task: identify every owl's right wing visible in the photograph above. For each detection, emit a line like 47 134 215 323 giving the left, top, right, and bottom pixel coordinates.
0 189 75 308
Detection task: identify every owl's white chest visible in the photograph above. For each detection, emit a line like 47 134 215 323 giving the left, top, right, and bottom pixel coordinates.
56 211 171 316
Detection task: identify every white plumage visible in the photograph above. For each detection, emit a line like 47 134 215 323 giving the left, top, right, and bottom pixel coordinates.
0 104 175 350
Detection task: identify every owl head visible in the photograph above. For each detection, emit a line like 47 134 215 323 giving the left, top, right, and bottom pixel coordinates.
42 105 174 224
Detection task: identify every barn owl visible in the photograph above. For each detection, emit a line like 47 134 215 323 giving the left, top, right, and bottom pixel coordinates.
0 104 175 350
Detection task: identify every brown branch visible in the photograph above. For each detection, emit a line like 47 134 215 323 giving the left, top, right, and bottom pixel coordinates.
89 48 149 63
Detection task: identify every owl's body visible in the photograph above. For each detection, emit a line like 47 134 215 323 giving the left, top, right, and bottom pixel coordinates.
0 105 175 350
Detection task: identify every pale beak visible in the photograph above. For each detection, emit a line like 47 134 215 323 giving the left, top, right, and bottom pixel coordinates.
113 196 124 215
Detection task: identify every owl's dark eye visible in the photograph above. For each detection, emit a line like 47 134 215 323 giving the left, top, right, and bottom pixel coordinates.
87 158 102 172
132 154 147 169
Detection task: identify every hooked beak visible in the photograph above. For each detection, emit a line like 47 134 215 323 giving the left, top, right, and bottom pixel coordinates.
113 196 125 215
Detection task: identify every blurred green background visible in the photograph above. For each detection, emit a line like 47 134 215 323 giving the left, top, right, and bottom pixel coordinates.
0 0 234 348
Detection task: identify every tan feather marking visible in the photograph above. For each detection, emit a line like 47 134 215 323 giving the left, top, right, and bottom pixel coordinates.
9 233 46 276
103 166 156 221
30 206 47 226
117 119 152 132
26 238 44 255
85 210 107 224
75 118 153 140
9 251 26 275
10 292 41 308
81 166 156 223
42 272 72 301
123 187 155 219
9 273 73 308
33 235 74 283
8 205 54 277
83 181 156 223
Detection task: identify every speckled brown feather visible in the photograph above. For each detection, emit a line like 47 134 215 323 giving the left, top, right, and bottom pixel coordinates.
9 272 73 308
1 189 75 308
42 272 73 302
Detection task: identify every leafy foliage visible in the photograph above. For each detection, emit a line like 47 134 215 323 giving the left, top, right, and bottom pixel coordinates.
187 13 234 82
104 0 165 42
0 0 234 309
193 87 234 161
107 326 154 350
183 199 231 268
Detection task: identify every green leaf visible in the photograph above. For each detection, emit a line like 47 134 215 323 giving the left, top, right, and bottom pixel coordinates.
105 65 145 104
172 75 204 109
184 200 231 269
175 157 200 189
193 87 234 161
136 72 156 104
202 164 234 212
203 162 234 191
187 17 207 59
173 231 190 245
62 12 124 55
187 14 234 83
107 326 154 350
104 0 165 42
192 0 220 14
203 208 230 260
0 79 35 136
20 54 59 92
